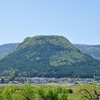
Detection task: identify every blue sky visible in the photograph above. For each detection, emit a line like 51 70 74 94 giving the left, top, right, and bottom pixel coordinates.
0 0 100 45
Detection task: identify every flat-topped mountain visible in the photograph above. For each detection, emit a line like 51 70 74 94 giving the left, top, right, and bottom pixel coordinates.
0 35 100 78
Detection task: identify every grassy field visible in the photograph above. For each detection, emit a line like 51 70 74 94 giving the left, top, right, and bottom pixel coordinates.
0 84 99 100
67 84 100 100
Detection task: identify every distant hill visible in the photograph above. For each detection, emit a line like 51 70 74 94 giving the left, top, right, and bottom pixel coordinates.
0 36 100 78
74 44 100 60
0 43 19 58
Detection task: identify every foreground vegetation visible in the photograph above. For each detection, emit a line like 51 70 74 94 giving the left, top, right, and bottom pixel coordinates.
0 84 99 100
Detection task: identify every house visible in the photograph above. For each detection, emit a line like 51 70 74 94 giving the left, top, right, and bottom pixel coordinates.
0 78 9 84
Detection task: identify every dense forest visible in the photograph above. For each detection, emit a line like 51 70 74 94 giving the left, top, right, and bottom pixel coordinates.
0 36 100 78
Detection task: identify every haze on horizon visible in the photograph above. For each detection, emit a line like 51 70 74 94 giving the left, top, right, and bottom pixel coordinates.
0 0 100 45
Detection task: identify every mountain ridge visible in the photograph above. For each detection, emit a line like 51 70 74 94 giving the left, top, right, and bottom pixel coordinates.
0 43 19 58
0 36 100 78
1 41 100 61
74 44 100 60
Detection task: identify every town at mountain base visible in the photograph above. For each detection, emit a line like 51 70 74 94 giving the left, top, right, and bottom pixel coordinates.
0 35 100 78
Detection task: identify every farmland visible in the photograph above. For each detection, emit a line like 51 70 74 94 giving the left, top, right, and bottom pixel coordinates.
0 84 100 100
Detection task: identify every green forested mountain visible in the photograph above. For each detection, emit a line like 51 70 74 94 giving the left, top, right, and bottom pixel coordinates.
0 43 19 58
0 36 100 78
74 44 100 60
1 43 100 62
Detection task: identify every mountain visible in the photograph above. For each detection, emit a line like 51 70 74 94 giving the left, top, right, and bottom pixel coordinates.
1 43 100 62
0 35 100 78
0 43 19 58
74 44 100 60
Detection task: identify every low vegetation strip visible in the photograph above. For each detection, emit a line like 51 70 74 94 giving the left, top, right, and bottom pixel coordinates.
0 84 99 100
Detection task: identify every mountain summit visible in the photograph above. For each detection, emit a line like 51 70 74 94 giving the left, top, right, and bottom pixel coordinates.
0 35 99 78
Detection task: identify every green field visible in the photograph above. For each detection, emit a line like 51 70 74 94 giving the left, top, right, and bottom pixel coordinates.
0 84 100 100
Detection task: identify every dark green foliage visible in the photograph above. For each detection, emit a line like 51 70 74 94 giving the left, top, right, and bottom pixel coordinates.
0 35 100 78
67 89 73 94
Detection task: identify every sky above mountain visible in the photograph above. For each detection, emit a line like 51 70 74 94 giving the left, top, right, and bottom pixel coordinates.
0 0 100 45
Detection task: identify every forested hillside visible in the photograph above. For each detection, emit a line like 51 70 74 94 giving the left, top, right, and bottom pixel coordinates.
0 36 99 78
0 43 19 58
74 44 100 60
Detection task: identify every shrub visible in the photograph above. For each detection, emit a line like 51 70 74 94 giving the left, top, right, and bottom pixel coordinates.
67 89 73 94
